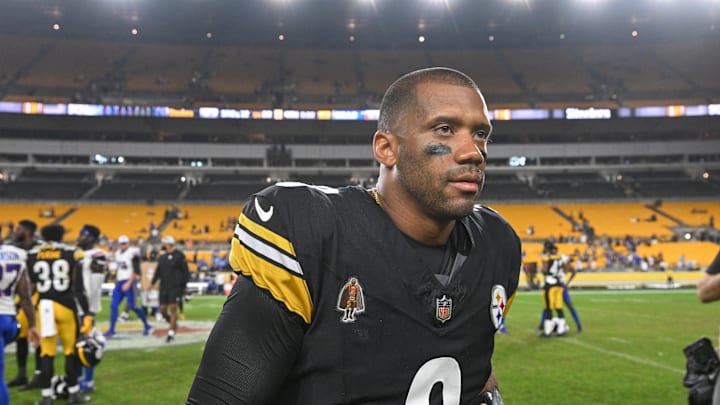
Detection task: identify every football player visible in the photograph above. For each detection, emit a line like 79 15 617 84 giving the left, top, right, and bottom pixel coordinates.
188 67 520 404
539 241 572 337
7 219 43 390
76 225 107 393
0 242 40 404
105 235 152 337
27 224 91 404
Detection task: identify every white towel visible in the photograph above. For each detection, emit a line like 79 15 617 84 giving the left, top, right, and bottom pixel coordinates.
39 299 57 338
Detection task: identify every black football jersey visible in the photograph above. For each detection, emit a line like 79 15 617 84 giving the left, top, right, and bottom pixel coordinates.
229 183 521 404
27 242 83 310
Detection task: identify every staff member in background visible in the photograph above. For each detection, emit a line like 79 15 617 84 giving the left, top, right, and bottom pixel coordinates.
152 236 190 343
697 250 720 405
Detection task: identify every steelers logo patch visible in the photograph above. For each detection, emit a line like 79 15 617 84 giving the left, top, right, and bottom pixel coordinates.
490 285 507 330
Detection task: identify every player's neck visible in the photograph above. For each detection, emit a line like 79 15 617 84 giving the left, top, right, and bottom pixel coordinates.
374 184 454 246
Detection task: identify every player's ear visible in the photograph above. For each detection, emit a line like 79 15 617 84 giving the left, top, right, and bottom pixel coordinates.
373 130 399 167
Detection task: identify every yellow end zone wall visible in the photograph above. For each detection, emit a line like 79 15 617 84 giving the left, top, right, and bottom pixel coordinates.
520 270 705 287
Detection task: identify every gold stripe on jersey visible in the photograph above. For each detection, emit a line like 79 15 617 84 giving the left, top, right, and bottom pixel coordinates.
503 290 516 317
230 216 312 324
239 214 296 258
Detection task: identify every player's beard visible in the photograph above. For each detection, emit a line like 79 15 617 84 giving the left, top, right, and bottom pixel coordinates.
396 146 482 221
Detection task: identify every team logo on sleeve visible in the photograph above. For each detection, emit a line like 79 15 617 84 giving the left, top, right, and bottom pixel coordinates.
490 285 507 330
337 277 365 323
436 295 453 323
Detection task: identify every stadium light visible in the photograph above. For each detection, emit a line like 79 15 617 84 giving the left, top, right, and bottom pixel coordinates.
418 35 426 43
278 34 285 41
52 24 60 31
131 28 138 36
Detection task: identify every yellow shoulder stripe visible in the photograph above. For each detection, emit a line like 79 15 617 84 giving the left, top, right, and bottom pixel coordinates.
503 290 516 317
230 228 312 324
239 214 296 257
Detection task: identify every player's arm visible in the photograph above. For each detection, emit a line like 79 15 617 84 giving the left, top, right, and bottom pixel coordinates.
540 256 549 274
180 255 191 286
186 275 305 404
90 252 107 273
151 261 161 285
478 370 504 405
123 254 142 291
563 259 576 286
698 251 720 303
16 267 40 347
189 190 319 404
73 260 90 316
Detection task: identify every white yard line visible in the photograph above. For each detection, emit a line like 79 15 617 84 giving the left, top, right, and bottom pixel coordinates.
562 337 684 375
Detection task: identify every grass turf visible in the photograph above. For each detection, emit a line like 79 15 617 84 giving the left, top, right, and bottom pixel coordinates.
4 289 716 404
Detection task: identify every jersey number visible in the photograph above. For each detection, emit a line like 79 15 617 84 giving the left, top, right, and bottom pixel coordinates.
406 357 462 405
0 263 22 296
33 260 71 293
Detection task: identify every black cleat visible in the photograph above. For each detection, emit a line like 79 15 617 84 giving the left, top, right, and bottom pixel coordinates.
166 334 175 343
67 391 91 404
20 375 42 391
7 375 28 387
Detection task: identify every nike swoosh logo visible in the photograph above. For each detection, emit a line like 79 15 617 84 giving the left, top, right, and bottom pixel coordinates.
254 197 274 222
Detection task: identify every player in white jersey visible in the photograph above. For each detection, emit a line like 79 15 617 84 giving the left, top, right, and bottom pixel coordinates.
105 235 151 337
0 244 39 404
76 225 107 393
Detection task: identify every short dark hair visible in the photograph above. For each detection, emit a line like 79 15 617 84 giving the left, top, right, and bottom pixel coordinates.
377 67 481 133
41 224 65 242
18 220 37 234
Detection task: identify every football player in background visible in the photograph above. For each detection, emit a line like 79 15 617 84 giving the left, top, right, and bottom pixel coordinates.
76 225 107 393
188 67 520 405
0 242 40 404
7 219 43 390
537 242 582 334
105 235 152 338
27 224 91 404
539 241 573 337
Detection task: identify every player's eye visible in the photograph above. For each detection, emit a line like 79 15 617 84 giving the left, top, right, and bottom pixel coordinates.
434 125 453 135
473 130 489 141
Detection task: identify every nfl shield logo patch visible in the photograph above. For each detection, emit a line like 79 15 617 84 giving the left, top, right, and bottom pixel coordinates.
490 285 507 330
436 295 453 323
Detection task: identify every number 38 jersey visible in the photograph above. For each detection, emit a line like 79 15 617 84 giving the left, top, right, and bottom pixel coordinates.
230 183 521 404
27 242 84 310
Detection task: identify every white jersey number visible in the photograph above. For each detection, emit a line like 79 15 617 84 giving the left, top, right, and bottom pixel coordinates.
0 263 22 297
33 259 71 293
405 357 462 405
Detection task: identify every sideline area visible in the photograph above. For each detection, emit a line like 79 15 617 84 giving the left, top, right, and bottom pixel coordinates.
3 320 213 354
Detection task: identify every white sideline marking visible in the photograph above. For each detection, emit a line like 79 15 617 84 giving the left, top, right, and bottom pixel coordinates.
563 337 684 375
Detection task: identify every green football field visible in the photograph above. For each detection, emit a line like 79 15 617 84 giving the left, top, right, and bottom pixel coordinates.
5 288 716 404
